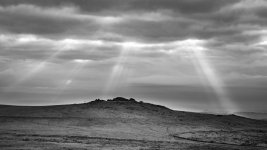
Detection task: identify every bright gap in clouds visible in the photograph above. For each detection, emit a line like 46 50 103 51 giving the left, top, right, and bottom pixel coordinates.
180 39 237 113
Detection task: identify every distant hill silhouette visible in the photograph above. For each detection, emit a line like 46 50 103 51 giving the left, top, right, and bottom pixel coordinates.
235 112 267 120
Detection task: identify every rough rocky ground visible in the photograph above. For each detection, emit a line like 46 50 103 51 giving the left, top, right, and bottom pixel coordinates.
0 97 267 149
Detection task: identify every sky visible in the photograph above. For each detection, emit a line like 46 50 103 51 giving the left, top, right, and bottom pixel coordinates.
0 0 267 113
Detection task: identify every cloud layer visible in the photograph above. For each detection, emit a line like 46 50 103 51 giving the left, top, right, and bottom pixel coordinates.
0 0 267 113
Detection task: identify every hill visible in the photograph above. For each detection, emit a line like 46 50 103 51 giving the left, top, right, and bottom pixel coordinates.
0 97 267 150
235 112 267 120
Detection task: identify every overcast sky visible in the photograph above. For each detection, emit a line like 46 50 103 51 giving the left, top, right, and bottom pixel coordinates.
0 0 267 113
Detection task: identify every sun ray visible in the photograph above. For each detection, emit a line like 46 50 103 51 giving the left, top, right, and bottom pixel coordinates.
4 49 64 92
185 40 237 113
103 43 134 96
4 37 99 92
54 59 90 100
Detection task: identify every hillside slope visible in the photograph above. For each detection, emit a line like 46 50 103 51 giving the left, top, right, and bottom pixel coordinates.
235 112 267 120
0 97 267 149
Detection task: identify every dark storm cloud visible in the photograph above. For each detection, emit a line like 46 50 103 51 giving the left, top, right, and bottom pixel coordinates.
0 4 99 35
0 0 263 44
109 17 246 42
0 0 242 41
0 0 127 13
129 0 240 14
110 19 192 42
0 0 239 13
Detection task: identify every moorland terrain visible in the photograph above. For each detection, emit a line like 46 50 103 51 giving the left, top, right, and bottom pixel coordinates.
0 97 266 150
